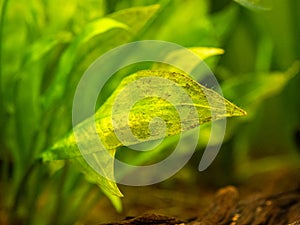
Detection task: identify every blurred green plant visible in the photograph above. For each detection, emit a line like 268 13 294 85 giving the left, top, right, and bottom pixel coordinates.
1 0 300 224
0 2 163 224
234 0 271 11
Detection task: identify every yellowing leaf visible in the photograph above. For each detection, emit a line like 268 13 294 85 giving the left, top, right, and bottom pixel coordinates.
152 47 224 73
189 47 224 60
42 70 246 196
96 70 245 146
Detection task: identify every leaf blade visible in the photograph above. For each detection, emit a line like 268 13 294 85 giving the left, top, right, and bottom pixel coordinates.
43 17 129 109
41 70 246 196
234 0 271 11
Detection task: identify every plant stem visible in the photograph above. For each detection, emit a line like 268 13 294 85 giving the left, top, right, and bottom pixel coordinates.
0 1 9 184
0 0 9 111
9 159 42 224
49 163 68 225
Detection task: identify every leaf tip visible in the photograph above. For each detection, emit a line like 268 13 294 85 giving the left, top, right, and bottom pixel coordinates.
230 105 247 117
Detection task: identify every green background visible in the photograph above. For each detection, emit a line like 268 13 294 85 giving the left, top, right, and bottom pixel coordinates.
1 0 299 224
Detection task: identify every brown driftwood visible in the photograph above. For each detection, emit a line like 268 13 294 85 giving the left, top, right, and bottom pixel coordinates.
190 186 300 225
102 213 184 225
100 186 300 225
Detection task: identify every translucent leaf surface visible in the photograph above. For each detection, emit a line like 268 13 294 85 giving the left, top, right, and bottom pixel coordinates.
96 70 245 145
42 70 246 196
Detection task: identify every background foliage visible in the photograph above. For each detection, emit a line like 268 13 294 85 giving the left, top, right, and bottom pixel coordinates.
0 0 299 224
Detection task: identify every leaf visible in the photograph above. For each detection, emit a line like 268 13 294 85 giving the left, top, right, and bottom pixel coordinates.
42 17 129 109
72 156 123 197
234 0 271 11
152 47 224 73
42 5 161 110
189 47 224 60
109 4 160 34
25 32 72 64
96 70 245 144
145 1 217 46
221 62 300 115
100 187 123 212
41 70 246 196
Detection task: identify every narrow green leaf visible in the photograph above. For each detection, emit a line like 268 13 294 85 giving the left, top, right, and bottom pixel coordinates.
25 32 72 64
43 17 129 109
109 4 160 35
72 156 123 197
42 70 246 196
221 62 300 114
43 5 161 111
234 0 271 11
152 47 224 72
100 187 123 212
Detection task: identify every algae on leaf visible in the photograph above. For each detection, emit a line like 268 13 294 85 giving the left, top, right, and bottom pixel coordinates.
41 70 246 197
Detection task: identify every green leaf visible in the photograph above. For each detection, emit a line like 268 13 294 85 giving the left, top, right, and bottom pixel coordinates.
43 17 129 109
234 0 271 11
221 62 300 115
100 187 123 212
43 5 161 110
109 4 160 34
189 47 224 60
72 156 123 197
24 32 73 65
152 47 224 73
41 70 246 196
